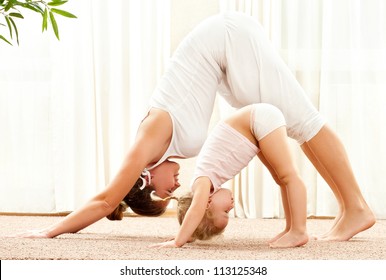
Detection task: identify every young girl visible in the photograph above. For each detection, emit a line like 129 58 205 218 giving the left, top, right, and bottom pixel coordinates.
152 103 309 249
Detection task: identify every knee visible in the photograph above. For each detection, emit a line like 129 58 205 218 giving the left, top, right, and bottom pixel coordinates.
276 170 301 187
271 173 285 187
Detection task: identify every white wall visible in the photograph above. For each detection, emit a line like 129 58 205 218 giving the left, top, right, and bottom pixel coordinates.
171 0 219 51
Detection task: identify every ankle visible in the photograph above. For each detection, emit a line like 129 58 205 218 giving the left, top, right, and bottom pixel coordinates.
289 227 307 236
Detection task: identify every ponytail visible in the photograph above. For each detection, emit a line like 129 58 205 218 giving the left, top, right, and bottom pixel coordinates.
106 175 172 220
106 201 128 221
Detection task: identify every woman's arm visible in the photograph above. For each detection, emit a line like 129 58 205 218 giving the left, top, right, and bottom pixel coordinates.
13 147 147 238
151 177 212 248
41 152 147 238
13 109 173 238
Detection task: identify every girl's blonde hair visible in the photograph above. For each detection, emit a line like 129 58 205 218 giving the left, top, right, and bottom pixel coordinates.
151 191 225 241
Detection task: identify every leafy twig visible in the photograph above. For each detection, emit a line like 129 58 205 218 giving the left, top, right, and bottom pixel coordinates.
0 0 77 45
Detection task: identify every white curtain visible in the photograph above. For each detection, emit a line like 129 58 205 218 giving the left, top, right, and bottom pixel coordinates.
1 0 385 219
219 0 386 219
0 0 171 213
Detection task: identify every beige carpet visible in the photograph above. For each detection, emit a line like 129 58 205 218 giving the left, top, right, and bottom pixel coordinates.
0 214 385 260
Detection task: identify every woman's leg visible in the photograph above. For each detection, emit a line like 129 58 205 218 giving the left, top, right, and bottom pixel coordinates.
304 125 375 241
301 143 343 238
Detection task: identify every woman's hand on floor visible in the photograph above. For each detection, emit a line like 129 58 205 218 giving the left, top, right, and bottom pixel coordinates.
150 239 180 248
7 229 50 238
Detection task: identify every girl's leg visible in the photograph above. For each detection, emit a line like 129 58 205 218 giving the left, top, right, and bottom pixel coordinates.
257 152 291 243
304 125 375 241
259 127 309 248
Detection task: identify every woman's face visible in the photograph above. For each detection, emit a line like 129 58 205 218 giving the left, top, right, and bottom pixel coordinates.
150 160 181 198
208 188 234 229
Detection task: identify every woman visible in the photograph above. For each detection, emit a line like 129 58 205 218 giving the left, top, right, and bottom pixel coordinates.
15 12 374 240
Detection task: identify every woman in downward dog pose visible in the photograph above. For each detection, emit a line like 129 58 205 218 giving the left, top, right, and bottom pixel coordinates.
152 103 309 249
148 11 374 241
13 12 373 240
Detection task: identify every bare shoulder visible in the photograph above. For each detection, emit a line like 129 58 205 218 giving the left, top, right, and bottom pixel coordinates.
191 176 212 193
134 108 173 163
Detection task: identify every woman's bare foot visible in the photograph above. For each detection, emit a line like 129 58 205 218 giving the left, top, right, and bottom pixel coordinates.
312 213 343 240
269 231 309 248
317 207 375 241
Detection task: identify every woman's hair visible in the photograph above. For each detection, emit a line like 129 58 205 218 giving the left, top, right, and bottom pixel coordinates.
152 192 225 241
106 178 169 220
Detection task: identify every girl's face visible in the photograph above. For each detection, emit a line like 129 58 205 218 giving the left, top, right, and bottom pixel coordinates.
208 188 234 229
149 160 181 198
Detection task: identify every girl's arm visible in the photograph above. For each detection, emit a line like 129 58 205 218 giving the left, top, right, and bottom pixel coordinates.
13 109 173 238
174 177 211 246
151 177 212 248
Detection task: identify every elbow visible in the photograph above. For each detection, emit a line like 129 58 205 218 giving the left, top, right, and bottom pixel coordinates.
102 200 127 221
93 191 126 220
94 192 120 214
101 200 115 214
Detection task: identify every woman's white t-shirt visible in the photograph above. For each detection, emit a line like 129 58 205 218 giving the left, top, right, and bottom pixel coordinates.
149 12 324 168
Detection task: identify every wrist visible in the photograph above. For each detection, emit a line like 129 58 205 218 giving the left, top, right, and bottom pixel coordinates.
174 237 188 247
42 224 62 238
40 228 54 238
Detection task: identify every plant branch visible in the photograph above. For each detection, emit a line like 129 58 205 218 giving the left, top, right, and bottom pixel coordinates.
0 0 76 45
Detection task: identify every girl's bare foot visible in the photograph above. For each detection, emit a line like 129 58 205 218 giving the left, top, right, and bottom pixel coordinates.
268 230 288 244
269 231 309 248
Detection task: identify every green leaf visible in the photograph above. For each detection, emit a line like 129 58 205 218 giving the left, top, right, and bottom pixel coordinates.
48 1 68 7
4 0 14 12
20 3 44 14
49 11 59 40
51 8 77 18
42 8 48 32
0 34 12 45
9 13 24 19
5 16 12 39
31 3 45 14
9 17 19 45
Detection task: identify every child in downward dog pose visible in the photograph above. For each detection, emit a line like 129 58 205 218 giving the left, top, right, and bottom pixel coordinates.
152 103 309 249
